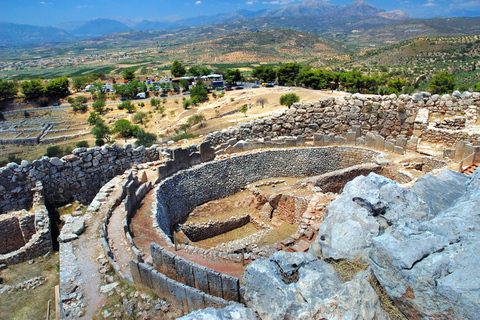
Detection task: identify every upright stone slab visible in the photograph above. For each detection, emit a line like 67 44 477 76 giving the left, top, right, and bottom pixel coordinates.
175 256 195 288
296 135 306 146
394 146 404 155
208 271 223 298
351 125 361 138
313 133 325 146
199 141 215 162
374 134 385 151
129 259 142 285
384 141 394 152
173 148 191 169
151 242 163 270
396 137 408 148
138 262 155 289
284 138 296 147
221 274 240 302
161 249 178 280
325 134 335 145
365 132 376 149
193 264 210 293
190 152 202 166
151 269 170 298
406 136 418 151
356 137 365 146
455 141 467 162
185 286 206 312
334 136 347 145
167 280 188 311
346 131 356 145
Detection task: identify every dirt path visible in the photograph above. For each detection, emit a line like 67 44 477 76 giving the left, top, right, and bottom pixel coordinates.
131 188 247 281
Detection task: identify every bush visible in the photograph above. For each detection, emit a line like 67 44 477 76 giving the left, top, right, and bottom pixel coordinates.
279 93 300 108
183 99 192 109
132 111 148 124
95 138 105 146
76 140 89 148
45 146 63 157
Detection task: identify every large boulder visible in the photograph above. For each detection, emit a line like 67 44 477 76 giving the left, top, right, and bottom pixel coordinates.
410 169 468 215
316 172 430 262
369 168 480 319
178 304 258 320
243 251 389 320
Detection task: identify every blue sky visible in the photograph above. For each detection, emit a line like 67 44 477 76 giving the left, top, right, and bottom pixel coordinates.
1 0 479 26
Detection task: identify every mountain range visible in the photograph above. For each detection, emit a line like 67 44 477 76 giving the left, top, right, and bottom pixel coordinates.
1 1 411 46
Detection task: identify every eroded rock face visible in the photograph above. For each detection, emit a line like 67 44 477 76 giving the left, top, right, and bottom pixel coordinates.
243 251 389 320
369 168 480 319
316 172 431 262
178 304 258 320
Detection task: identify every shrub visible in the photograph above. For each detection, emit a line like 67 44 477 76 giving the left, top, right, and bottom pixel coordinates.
76 140 89 148
45 146 63 157
279 93 300 108
132 111 148 124
95 138 105 146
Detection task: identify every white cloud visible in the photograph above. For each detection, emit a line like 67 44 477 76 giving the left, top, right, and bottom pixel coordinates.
195 0 201 4
422 0 437 7
261 0 300 4
246 1 255 4
39 1 52 5
454 0 480 8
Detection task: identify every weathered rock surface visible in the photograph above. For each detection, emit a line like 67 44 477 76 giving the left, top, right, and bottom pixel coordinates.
410 169 468 215
316 172 431 262
178 304 258 320
243 251 389 320
369 168 480 319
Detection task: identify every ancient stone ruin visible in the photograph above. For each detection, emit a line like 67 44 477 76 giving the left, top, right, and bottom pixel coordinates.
0 91 480 319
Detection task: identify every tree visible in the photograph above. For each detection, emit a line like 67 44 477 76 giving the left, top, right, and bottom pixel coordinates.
113 82 138 99
387 77 408 93
183 99 192 109
71 95 87 113
118 100 136 113
72 76 87 92
91 118 110 142
21 79 44 100
187 113 205 127
180 79 190 92
256 97 267 108
171 60 186 77
123 69 136 81
87 111 100 126
276 63 302 86
225 69 244 84
0 80 18 100
280 93 300 108
190 80 209 104
45 77 70 98
150 98 159 108
135 129 156 147
240 104 248 117
429 71 456 94
92 99 105 113
179 123 191 133
252 66 276 83
112 119 138 137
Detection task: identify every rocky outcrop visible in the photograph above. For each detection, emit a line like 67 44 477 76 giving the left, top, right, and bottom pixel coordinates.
369 168 480 319
242 251 389 320
315 172 431 262
178 304 258 320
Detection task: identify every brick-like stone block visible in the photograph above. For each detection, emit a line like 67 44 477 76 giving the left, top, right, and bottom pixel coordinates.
138 262 154 289
365 132 376 148
384 141 395 152
167 280 188 311
313 133 325 146
150 242 163 271
151 269 170 299
394 146 404 155
161 249 178 280
129 259 142 285
346 131 356 145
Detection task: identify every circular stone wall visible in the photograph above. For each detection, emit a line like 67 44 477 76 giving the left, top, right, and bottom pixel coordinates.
155 146 383 236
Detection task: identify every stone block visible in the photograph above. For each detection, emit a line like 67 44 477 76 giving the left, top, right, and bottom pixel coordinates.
190 152 202 166
374 134 385 151
175 256 195 288
151 269 170 299
346 131 356 145
161 249 178 281
395 137 408 148
185 286 206 312
207 270 223 298
365 132 376 149
356 138 365 146
296 135 306 146
199 141 215 162
284 138 297 147
166 280 188 311
325 134 335 145
221 274 240 302
406 136 419 151
150 242 163 270
455 141 467 162
129 259 142 285
193 264 210 293
351 125 361 138
394 146 404 155
334 136 347 145
313 133 325 146
384 141 394 152
173 148 191 169
443 149 455 159
138 262 154 289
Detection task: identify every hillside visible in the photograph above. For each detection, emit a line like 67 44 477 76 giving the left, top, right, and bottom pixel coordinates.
348 34 480 89
0 22 75 47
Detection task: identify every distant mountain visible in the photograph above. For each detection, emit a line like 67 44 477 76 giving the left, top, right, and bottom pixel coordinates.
172 9 267 28
66 18 132 37
0 22 75 46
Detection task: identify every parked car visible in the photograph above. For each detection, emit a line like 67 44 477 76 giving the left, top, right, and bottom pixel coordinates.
252 85 260 88
235 86 244 90
160 93 168 97
225 87 233 91
120 97 128 101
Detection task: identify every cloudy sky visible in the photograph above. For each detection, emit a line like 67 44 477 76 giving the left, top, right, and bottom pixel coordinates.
1 0 479 26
